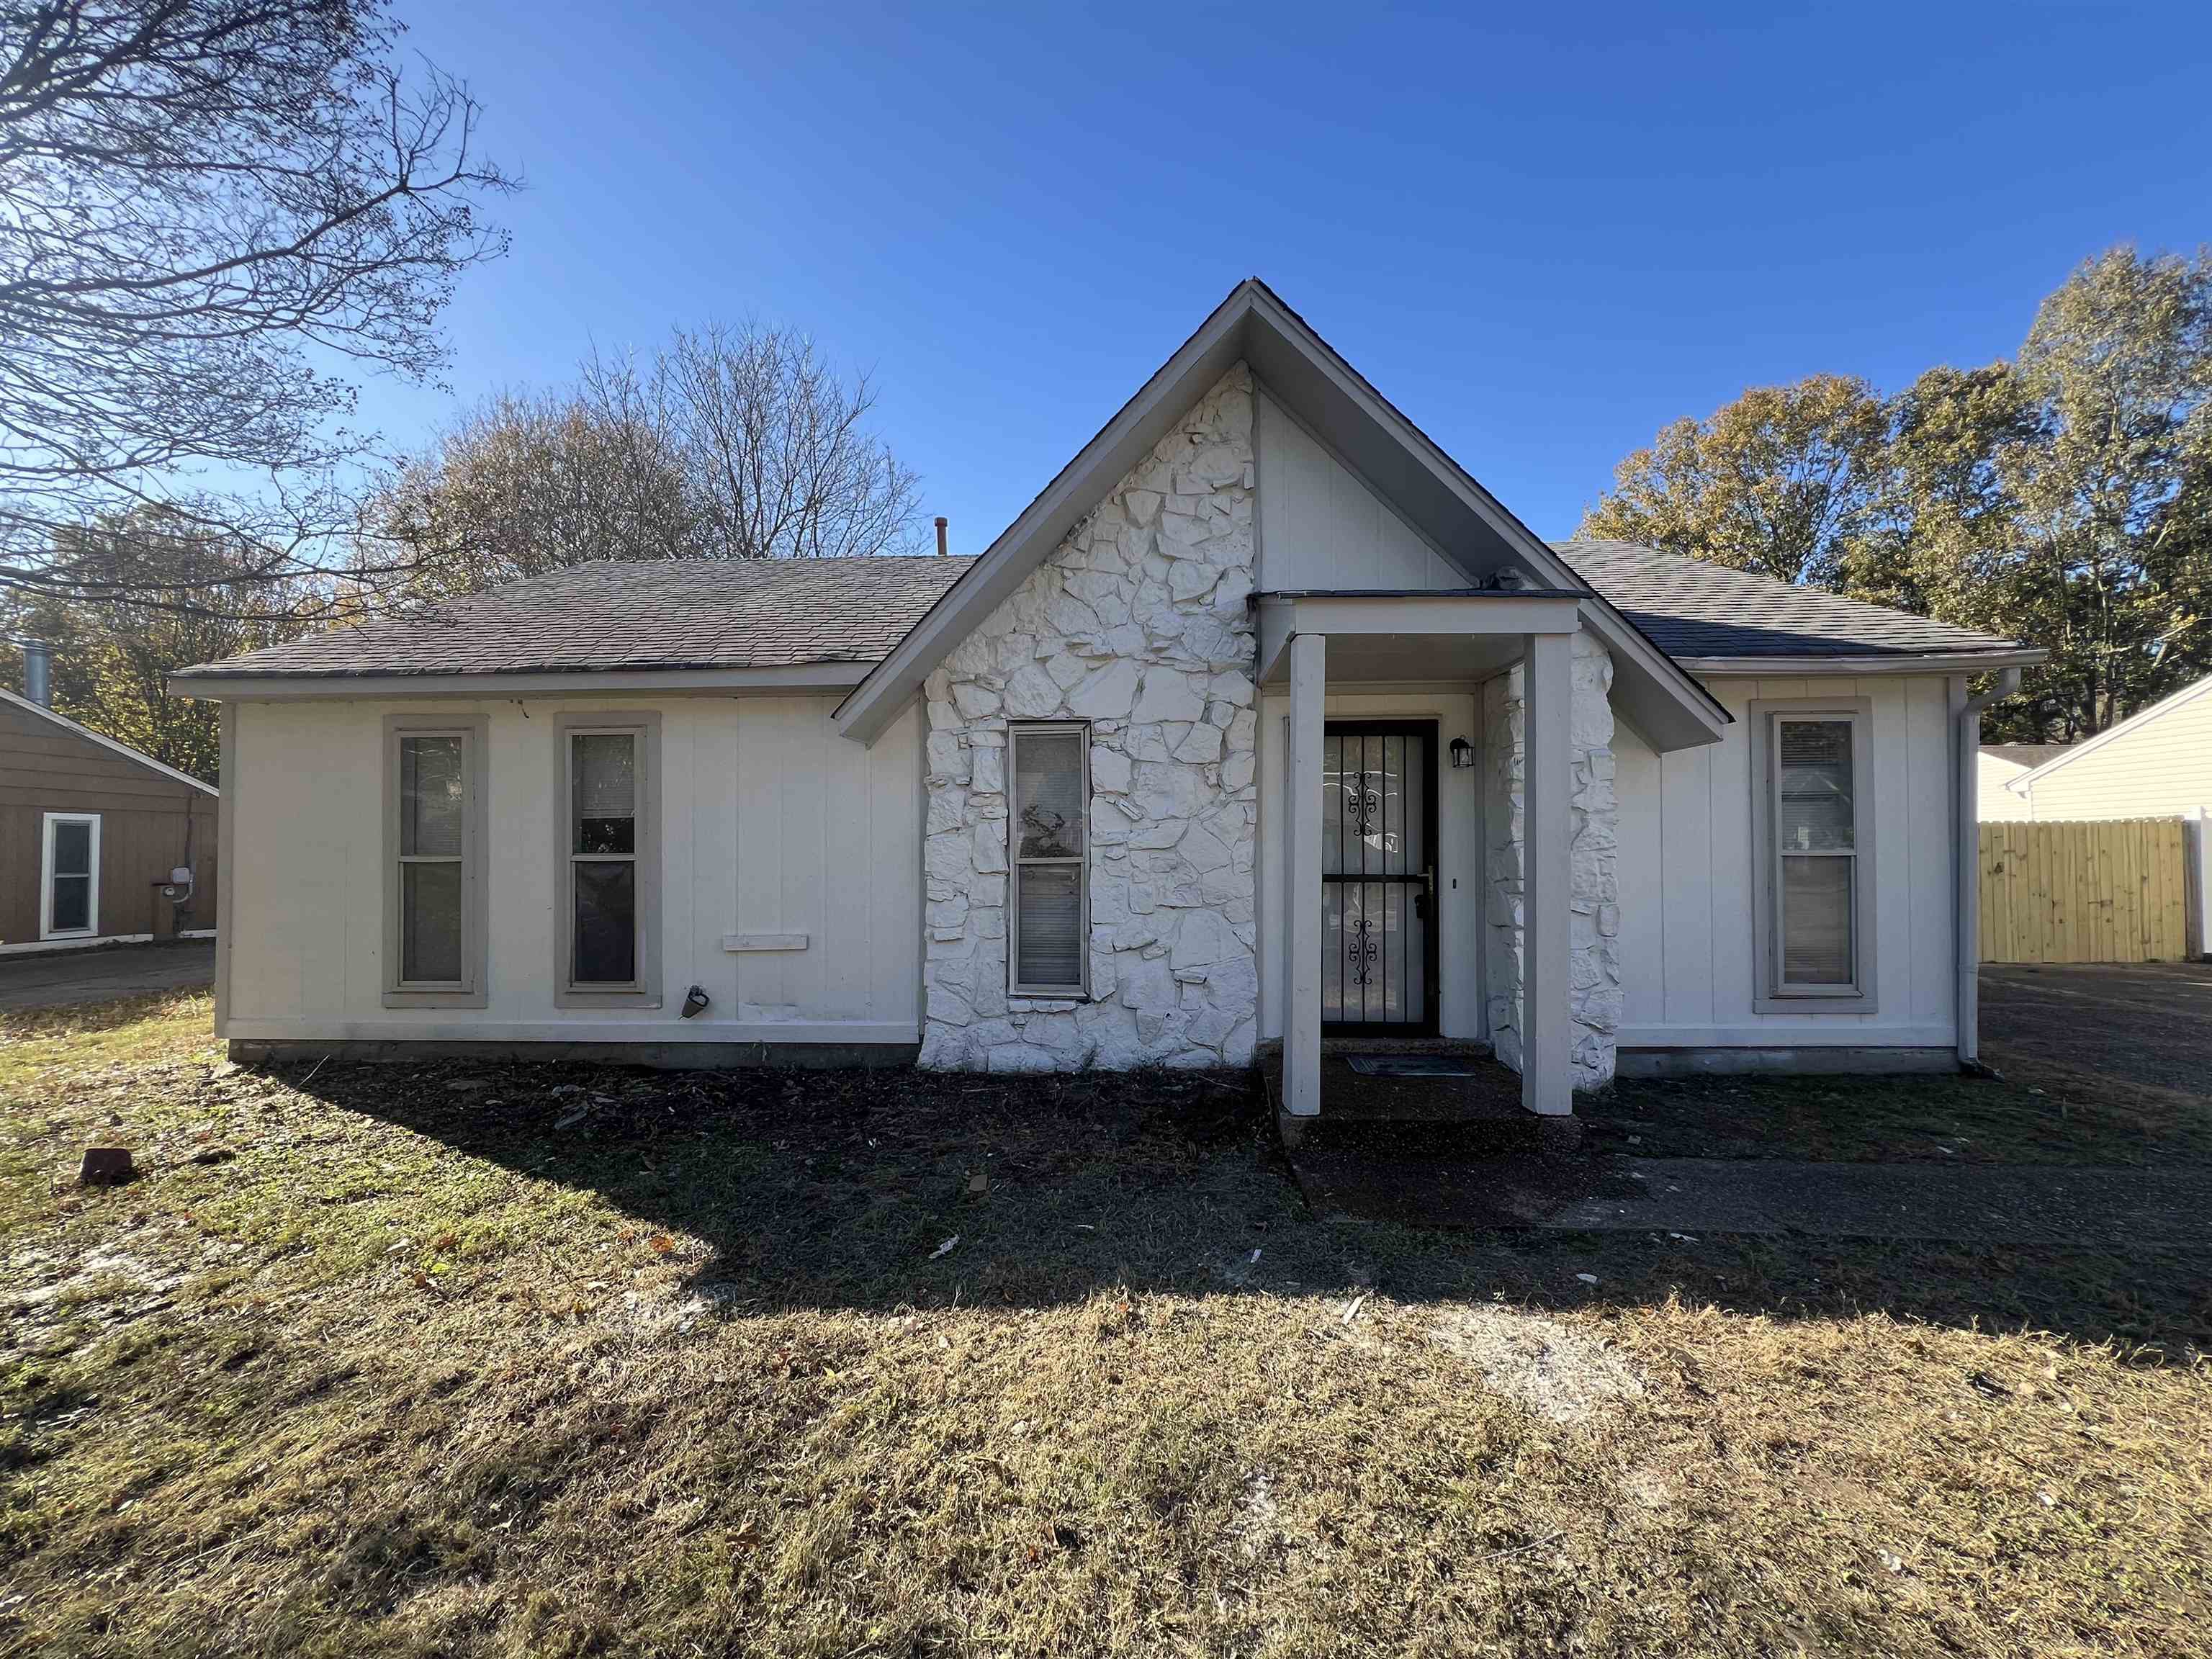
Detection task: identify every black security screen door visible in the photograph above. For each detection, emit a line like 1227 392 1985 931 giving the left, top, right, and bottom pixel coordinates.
1321 722 1439 1032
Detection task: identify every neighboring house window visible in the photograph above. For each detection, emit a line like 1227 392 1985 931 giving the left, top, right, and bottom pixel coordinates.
1009 722 1088 995
555 711 661 1007
384 716 488 1007
1751 698 1876 1012
40 812 99 940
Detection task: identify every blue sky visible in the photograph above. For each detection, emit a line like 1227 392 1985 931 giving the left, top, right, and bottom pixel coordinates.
359 1 2212 545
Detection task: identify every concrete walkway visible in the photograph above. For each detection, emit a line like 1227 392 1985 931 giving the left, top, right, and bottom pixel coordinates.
1292 1150 2212 1246
0 939 215 1014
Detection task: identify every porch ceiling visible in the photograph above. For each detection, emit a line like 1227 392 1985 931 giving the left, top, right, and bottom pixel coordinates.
1252 589 1581 687
1256 629 1532 686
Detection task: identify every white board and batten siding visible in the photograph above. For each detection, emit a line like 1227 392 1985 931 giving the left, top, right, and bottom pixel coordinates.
1254 387 1471 592
1614 674 1959 1053
222 695 922 1044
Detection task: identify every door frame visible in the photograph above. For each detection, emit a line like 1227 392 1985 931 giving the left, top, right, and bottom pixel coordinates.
1320 719 1441 1036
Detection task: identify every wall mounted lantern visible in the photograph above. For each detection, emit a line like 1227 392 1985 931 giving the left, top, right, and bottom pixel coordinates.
1449 736 1475 770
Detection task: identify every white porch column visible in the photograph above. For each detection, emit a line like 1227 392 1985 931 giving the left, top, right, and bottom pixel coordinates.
1285 631 1326 1117
1521 630 1574 1115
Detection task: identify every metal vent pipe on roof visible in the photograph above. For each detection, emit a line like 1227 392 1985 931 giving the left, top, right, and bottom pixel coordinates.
20 640 51 707
935 516 948 557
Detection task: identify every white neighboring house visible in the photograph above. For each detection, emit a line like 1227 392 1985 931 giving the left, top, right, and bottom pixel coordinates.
1977 744 2069 822
171 281 2045 1120
1991 673 2212 823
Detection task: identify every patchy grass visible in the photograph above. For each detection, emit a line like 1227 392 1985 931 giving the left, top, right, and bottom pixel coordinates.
4 994 2211 1657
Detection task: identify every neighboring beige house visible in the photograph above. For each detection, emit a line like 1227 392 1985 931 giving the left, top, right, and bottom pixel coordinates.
1977 743 2069 822
1992 673 2212 822
171 280 2045 1122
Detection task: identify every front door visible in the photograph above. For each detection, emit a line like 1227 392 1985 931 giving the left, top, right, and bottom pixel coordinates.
1321 721 1439 1033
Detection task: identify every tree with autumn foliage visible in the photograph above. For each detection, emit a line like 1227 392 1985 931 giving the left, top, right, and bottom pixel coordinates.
1580 246 2212 741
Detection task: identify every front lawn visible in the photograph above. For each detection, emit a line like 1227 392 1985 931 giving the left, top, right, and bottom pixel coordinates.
4 994 2210 1657
1585 1064 2212 1166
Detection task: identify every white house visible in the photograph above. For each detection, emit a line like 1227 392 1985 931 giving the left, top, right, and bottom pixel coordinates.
1989 673 2212 823
1977 744 2067 822
174 281 2044 1120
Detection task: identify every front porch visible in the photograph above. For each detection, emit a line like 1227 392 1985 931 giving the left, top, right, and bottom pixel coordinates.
1255 1035 1578 1157
1254 588 1592 1123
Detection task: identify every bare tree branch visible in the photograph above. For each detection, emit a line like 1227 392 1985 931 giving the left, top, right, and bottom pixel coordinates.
0 0 515 609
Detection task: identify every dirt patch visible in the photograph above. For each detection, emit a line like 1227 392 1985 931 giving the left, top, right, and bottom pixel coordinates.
1428 1303 1646 1424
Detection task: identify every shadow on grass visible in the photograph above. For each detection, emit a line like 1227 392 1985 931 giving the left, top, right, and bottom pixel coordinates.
273 1058 2212 1359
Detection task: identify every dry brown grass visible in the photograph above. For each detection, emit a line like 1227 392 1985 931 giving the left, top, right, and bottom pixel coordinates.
5 994 2211 1657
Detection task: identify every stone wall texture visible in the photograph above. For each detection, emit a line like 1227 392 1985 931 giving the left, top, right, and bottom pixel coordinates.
1480 632 1621 1090
917 366 1259 1072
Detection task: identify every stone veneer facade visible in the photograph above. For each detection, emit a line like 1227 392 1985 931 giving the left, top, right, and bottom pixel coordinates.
1480 632 1622 1090
917 366 1260 1072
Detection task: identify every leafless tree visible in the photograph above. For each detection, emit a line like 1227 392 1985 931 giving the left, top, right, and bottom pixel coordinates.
375 320 926 597
652 321 924 559
0 0 515 612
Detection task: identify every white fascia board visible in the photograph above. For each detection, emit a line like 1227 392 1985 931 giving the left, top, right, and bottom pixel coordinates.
2009 670 2212 787
1254 590 1583 637
168 662 873 702
0 685 219 796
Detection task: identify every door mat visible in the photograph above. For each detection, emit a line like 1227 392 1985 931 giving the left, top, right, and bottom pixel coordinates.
1344 1054 1486 1079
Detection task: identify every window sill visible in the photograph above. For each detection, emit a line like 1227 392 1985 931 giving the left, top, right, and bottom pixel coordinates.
1751 990 1877 1017
554 988 662 1010
383 987 489 1010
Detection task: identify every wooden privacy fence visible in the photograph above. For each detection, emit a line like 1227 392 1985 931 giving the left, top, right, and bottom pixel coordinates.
1978 817 2193 963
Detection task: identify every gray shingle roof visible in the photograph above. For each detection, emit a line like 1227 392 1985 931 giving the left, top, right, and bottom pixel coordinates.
178 539 2033 684
1552 539 2030 660
175 556 980 680
1982 742 2071 768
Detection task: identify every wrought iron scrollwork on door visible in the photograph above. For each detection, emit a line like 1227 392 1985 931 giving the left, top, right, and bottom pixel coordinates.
1343 770 1382 839
1347 913 1380 986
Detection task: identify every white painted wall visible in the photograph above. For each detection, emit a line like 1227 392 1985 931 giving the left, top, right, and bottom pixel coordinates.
223 693 922 1043
1254 387 1471 592
2008 679 2212 822
1977 750 2036 821
1255 688 1484 1043
1613 673 1959 1051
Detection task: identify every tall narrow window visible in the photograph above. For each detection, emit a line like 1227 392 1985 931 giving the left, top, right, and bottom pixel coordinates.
400 736 466 981
1010 723 1088 994
41 812 99 939
570 731 637 984
1753 700 1874 1010
384 716 487 1006
555 712 660 1006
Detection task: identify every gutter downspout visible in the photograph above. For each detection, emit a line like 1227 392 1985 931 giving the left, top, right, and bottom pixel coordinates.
1952 667 2023 1068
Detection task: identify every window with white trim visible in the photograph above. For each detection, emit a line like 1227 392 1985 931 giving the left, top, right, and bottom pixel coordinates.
1753 699 1876 1010
41 812 99 939
1009 722 1087 995
555 711 661 1006
384 716 487 1005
